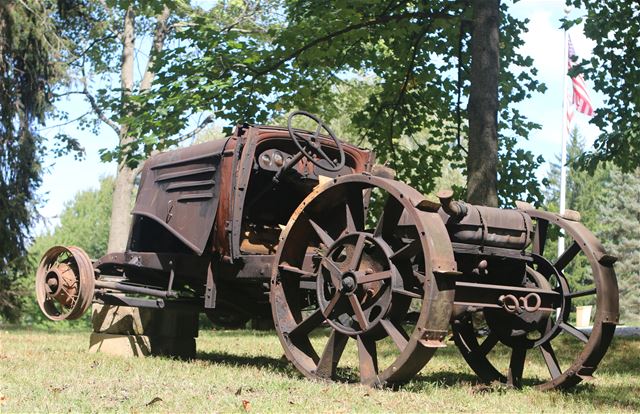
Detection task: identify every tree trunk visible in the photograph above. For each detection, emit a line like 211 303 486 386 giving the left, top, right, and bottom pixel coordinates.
107 6 136 253
466 0 500 207
107 6 170 253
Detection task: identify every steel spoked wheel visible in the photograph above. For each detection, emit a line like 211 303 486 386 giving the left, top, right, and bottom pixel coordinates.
35 246 95 321
271 175 456 386
452 210 619 390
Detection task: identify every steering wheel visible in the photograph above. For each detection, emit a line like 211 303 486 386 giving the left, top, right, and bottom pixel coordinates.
287 111 346 172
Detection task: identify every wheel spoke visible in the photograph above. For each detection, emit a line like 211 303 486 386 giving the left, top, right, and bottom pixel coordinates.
279 264 316 279
540 342 562 379
316 330 348 379
380 319 409 350
392 287 422 298
289 309 325 339
315 145 336 168
567 288 597 299
348 233 366 271
356 335 378 384
312 122 322 141
532 219 549 255
345 204 357 234
554 241 580 271
322 292 342 317
373 196 404 239
477 332 499 356
322 258 343 290
560 322 589 343
413 270 425 284
390 239 420 261
507 347 526 388
356 270 392 284
308 218 335 248
348 295 369 330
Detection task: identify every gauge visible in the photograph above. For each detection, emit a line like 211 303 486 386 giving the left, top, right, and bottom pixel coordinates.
273 151 284 167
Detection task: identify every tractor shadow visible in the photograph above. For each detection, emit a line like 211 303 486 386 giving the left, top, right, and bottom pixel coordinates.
196 349 295 375
194 336 640 411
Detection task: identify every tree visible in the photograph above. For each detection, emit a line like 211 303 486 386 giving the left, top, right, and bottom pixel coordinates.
51 1 177 253
53 1 274 253
544 128 639 322
564 1 640 172
544 128 609 231
598 169 640 324
0 1 73 321
467 0 499 206
129 0 546 207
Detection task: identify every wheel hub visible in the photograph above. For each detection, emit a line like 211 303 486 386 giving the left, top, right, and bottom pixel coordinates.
44 263 78 307
316 232 397 335
341 272 357 293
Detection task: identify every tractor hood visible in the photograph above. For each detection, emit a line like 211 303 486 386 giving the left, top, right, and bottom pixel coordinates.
130 138 230 255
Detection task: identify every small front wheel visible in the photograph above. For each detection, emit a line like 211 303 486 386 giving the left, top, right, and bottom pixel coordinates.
35 246 95 321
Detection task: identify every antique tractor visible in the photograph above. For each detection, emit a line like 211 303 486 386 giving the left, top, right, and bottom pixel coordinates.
36 111 619 390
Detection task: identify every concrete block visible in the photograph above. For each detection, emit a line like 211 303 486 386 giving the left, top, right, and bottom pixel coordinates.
88 333 196 359
92 303 199 338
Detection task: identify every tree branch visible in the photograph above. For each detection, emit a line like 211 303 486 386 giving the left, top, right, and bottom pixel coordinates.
82 87 120 134
177 114 214 143
68 34 118 65
255 5 462 76
140 5 170 92
81 66 120 135
51 90 85 98
39 111 92 130
387 23 432 155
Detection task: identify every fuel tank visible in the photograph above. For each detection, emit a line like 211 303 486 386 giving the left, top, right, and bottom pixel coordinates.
436 190 533 250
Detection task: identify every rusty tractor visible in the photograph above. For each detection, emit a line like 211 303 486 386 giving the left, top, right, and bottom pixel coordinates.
36 111 619 390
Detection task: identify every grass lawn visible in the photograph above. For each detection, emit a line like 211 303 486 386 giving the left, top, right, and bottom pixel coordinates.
0 325 638 413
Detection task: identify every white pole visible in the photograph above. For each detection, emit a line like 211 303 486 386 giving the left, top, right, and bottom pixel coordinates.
558 7 571 257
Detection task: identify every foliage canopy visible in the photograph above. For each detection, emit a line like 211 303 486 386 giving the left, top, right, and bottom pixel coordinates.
0 1 72 320
128 0 546 206
564 1 640 172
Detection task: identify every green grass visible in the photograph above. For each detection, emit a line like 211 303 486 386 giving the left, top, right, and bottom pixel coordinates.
0 326 638 413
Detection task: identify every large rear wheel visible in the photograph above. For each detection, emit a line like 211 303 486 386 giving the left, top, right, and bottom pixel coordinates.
271 175 457 386
452 210 619 390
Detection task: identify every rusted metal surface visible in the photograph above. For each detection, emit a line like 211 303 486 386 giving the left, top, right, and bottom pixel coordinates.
452 208 619 390
438 190 533 250
270 175 456 386
131 138 229 255
35 246 94 320
34 111 618 391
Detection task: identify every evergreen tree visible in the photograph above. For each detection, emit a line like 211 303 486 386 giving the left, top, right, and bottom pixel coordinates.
0 1 70 321
543 129 609 305
544 128 609 231
545 128 639 322
599 169 640 324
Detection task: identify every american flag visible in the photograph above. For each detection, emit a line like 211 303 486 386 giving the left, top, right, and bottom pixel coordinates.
567 35 594 117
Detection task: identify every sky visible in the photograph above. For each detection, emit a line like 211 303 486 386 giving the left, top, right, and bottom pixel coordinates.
35 0 601 234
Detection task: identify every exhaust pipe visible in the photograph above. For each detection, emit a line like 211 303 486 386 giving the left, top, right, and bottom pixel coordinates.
437 189 468 220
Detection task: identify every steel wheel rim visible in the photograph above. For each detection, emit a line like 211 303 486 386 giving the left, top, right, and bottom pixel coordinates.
35 246 95 321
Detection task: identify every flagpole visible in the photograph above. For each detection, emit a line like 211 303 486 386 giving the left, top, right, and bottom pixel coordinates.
558 6 571 257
